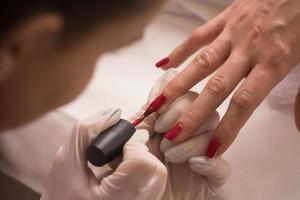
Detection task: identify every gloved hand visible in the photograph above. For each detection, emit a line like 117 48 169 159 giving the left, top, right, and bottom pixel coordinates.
133 70 231 199
41 108 167 200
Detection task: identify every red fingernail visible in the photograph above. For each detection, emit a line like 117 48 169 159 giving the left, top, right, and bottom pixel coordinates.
133 94 167 127
155 57 170 68
144 94 167 116
205 137 221 158
165 123 183 141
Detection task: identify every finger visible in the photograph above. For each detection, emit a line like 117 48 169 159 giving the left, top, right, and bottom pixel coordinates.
167 53 250 143
130 70 178 133
160 37 231 111
159 15 226 70
154 91 219 154
163 132 212 164
99 134 167 199
154 91 198 133
159 111 219 153
213 64 280 155
155 91 219 132
147 69 178 102
189 157 230 188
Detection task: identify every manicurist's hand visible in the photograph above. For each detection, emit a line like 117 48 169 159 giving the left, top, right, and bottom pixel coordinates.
156 0 300 155
41 108 167 200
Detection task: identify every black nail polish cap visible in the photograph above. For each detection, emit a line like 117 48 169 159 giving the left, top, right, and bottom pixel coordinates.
87 119 136 166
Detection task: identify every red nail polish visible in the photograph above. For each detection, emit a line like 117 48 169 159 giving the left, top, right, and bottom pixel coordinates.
165 123 183 141
133 94 167 127
206 137 221 158
132 117 144 127
144 94 167 116
155 57 170 68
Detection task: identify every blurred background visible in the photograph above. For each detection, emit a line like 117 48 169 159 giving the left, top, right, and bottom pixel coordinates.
1 1 300 199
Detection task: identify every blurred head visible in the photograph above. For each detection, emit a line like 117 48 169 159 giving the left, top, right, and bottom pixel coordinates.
0 0 166 130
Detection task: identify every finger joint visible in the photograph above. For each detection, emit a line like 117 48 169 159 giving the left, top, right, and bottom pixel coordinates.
205 75 227 97
232 88 254 109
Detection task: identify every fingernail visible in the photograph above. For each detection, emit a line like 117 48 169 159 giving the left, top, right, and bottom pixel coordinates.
205 137 221 158
144 94 167 116
155 57 170 68
164 123 183 141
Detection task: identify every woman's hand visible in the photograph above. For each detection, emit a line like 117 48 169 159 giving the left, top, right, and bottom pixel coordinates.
132 70 230 199
156 0 300 155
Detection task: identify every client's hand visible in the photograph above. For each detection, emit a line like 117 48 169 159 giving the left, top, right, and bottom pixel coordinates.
131 70 230 199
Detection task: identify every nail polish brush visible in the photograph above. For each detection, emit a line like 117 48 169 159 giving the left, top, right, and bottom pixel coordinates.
87 95 166 166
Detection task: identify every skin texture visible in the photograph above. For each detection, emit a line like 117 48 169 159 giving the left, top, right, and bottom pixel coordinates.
158 0 300 155
0 1 165 130
295 89 300 131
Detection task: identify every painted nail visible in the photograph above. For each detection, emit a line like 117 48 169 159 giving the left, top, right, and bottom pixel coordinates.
164 123 183 141
205 137 221 158
133 94 167 127
144 94 167 116
155 57 170 68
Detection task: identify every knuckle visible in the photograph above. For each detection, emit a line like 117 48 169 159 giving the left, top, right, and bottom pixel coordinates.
165 79 186 97
236 12 249 25
193 46 217 71
231 53 248 66
247 25 262 42
267 42 290 65
205 75 227 97
183 108 200 122
251 68 268 83
232 88 254 109
228 12 249 30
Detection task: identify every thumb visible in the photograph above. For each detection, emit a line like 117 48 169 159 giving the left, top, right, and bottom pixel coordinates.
189 157 230 189
99 129 167 200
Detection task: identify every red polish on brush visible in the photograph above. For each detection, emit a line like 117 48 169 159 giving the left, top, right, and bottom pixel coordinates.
132 94 167 126
132 117 144 127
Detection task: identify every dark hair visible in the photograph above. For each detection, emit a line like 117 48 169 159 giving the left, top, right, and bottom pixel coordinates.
0 0 155 39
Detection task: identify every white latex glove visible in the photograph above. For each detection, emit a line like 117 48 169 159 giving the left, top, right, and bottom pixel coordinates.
132 70 231 199
41 108 167 200
156 92 230 199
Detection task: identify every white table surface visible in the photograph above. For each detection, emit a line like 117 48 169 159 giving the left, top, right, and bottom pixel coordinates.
61 12 300 199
